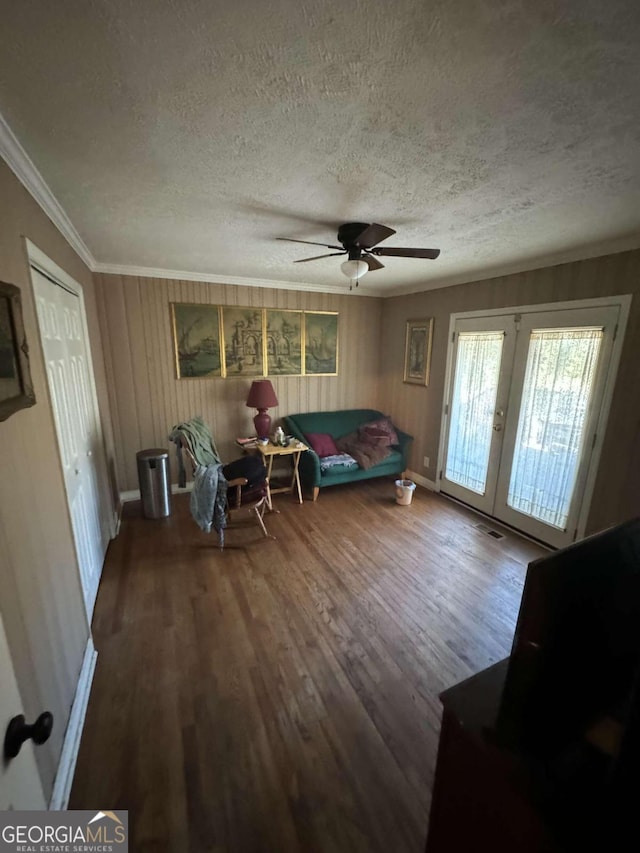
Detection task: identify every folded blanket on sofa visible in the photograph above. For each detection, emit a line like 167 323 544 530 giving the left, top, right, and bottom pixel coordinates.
319 453 358 472
335 431 392 470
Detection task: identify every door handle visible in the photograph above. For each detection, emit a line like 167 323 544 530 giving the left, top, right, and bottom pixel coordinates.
74 468 80 475
4 712 53 759
493 424 503 431
87 450 92 457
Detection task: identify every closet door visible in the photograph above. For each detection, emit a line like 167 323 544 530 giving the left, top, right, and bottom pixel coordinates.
32 268 109 619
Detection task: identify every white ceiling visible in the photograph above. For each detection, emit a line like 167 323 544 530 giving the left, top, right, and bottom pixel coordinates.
1 0 639 296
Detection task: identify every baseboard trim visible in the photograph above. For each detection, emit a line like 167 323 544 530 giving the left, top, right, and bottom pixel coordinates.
120 481 193 503
49 637 98 810
405 470 438 492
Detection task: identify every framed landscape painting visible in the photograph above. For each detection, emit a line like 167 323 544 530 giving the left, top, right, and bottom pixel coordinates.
266 309 302 375
222 306 264 377
304 311 338 375
404 318 433 385
171 303 222 378
0 281 36 421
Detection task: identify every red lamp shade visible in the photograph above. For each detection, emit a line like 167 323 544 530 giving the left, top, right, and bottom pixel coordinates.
246 380 278 439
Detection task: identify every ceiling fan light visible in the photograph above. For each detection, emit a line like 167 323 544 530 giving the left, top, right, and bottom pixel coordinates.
340 259 368 281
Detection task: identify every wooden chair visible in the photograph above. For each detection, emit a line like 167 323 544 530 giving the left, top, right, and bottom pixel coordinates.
178 436 273 549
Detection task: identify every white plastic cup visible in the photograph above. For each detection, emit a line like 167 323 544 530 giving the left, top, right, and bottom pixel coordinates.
395 479 416 506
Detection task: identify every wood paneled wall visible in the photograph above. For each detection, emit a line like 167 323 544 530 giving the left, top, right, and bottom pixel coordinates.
0 158 116 797
380 249 640 535
95 275 383 492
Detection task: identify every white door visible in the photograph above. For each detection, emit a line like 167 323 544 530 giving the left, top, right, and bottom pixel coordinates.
32 268 109 618
441 304 621 547
0 612 47 809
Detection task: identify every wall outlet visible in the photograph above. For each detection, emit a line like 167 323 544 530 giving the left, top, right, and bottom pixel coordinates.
423 456 430 468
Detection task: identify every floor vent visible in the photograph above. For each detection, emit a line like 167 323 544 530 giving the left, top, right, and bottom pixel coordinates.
474 522 505 540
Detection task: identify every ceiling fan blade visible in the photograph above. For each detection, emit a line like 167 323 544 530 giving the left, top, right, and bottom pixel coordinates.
371 247 441 259
353 223 396 249
277 237 343 250
362 253 384 271
293 252 347 263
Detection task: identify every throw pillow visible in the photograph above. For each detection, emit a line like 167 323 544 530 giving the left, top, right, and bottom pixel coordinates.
305 432 339 458
358 417 399 447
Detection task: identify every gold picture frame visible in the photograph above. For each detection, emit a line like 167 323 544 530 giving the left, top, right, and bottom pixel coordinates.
266 309 303 376
221 306 265 378
0 281 36 421
169 303 340 379
171 303 223 379
304 311 338 376
403 318 433 385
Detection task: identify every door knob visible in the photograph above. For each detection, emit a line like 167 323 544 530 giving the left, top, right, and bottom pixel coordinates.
495 409 504 417
87 450 92 457
4 712 53 759
493 424 503 431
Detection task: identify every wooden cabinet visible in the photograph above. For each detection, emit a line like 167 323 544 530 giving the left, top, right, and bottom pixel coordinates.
425 655 638 852
426 661 563 853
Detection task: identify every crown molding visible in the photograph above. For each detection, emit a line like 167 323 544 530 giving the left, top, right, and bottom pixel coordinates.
93 262 379 296
377 235 640 298
0 111 96 270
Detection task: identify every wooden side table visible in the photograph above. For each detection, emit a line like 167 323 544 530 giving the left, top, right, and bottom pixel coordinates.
256 441 308 509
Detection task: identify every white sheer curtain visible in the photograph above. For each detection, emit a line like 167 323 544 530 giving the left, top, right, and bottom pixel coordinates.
445 332 504 494
507 328 603 529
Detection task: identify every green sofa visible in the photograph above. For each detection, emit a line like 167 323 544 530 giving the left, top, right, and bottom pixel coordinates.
284 409 413 500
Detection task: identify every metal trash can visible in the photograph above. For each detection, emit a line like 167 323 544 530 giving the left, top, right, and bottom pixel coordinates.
395 478 416 506
136 448 171 519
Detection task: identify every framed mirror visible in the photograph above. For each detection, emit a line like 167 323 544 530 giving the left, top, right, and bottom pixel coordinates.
0 281 36 422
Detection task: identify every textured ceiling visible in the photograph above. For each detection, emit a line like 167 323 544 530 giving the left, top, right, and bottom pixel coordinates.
1 0 639 295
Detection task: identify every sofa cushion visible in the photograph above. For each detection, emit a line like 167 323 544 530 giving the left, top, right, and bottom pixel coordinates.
305 432 339 458
288 409 388 441
358 417 399 447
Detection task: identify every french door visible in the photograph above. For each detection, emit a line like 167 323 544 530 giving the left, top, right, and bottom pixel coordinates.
441 304 620 547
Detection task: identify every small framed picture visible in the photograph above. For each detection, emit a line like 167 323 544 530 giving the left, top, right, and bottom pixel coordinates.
403 318 433 385
0 281 36 422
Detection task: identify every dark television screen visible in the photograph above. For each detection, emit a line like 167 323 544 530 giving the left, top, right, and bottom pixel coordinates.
496 518 640 753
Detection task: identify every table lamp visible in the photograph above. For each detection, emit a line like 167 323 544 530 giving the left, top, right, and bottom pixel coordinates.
246 379 279 439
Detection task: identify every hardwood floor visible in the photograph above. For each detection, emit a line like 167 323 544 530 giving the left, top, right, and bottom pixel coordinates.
69 479 545 852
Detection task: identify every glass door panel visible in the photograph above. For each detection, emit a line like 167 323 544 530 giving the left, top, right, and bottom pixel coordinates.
506 328 603 529
494 305 619 547
445 332 504 494
441 316 515 515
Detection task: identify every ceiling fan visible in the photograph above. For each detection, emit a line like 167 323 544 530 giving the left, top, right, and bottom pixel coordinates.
277 222 440 289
